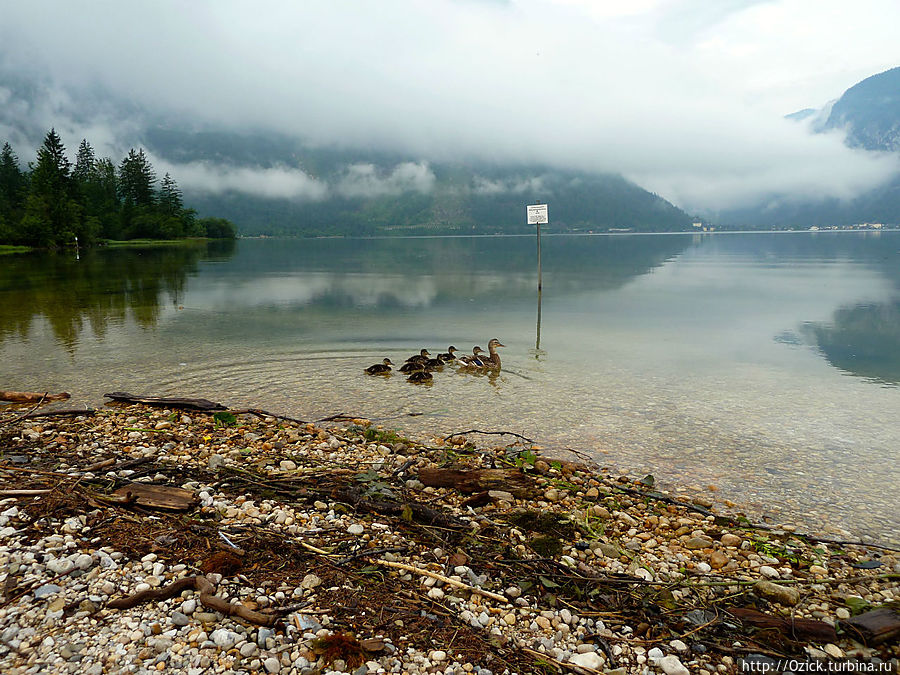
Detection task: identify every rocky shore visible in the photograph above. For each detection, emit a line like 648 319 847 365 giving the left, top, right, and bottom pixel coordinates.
0 403 898 674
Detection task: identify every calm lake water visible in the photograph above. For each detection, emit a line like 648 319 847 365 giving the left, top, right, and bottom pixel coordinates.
2 232 899 544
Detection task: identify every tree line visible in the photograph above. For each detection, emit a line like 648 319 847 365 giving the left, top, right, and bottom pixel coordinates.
0 129 236 248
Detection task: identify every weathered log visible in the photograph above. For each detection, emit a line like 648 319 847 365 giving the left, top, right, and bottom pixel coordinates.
107 483 198 511
103 391 227 411
417 467 534 498
108 575 277 626
840 607 900 646
0 390 70 403
335 487 462 528
727 607 837 643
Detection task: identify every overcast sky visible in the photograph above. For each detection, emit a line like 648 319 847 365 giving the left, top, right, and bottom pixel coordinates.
1 0 899 212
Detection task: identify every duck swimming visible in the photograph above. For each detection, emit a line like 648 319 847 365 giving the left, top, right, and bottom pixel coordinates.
364 358 394 375
478 338 505 370
457 346 485 367
406 364 433 383
404 349 431 365
438 346 458 363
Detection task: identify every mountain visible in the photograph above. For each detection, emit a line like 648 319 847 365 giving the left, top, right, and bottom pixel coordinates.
141 128 692 237
0 66 693 237
721 67 900 228
820 66 900 152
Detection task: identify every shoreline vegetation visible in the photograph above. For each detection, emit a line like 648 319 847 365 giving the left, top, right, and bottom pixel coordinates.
0 395 897 674
0 130 236 250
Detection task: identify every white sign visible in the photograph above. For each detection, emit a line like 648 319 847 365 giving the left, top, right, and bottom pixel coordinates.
527 203 548 225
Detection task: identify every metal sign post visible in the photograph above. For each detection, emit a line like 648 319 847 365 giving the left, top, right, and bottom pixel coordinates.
526 203 548 351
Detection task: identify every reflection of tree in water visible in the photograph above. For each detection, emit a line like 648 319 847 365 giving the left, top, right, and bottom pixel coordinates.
0 240 235 350
802 300 900 385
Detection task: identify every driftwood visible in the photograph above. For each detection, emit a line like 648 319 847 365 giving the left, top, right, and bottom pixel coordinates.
335 487 462 528
727 607 837 643
374 559 509 604
841 607 900 646
0 390 70 403
108 575 277 626
104 391 227 411
107 484 198 511
417 467 534 498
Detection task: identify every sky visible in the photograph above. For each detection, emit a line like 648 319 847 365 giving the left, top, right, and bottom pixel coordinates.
1 0 899 212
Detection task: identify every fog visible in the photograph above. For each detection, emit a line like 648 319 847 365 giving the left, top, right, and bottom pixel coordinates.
1 0 899 211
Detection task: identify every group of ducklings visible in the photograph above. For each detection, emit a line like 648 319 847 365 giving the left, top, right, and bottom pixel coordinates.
365 338 505 383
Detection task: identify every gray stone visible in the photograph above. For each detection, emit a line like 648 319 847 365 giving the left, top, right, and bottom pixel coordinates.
210 628 240 649
33 584 63 598
171 611 190 627
263 656 280 673
208 454 225 470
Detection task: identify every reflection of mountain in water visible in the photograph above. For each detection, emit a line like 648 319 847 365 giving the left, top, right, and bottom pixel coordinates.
222 235 690 309
0 240 235 350
802 301 900 386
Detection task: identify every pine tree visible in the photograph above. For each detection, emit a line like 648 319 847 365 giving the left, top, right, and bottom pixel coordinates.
72 139 97 184
0 142 27 238
159 173 183 215
118 148 156 208
20 129 80 246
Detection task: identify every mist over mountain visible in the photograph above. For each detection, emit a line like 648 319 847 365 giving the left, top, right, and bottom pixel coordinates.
139 128 691 236
719 67 900 228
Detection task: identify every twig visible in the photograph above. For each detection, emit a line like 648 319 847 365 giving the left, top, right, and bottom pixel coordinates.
0 394 47 429
227 408 307 425
445 429 535 444
108 575 277 626
373 559 509 604
0 489 52 497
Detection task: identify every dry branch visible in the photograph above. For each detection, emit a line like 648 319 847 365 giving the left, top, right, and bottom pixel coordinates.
108 575 278 626
373 559 509 604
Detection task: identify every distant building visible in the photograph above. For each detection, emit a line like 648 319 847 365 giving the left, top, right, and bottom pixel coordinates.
692 221 703 228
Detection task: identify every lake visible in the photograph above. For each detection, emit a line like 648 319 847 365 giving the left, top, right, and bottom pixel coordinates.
2 231 898 545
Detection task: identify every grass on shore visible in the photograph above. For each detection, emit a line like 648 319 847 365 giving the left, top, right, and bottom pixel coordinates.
0 245 32 255
100 237 211 249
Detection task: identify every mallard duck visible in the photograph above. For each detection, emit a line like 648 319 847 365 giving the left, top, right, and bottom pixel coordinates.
406 364 433 383
457 346 485 366
478 338 505 370
423 357 443 369
438 346 458 363
399 360 427 373
364 358 394 375
404 349 431 365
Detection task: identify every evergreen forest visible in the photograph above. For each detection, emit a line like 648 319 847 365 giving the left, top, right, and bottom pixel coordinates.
0 129 236 248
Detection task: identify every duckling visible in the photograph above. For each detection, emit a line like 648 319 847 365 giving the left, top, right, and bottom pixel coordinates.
423 357 443 370
404 349 431 365
457 346 485 366
478 338 505 370
438 346 458 363
406 364 433 383
364 358 394 375
399 360 427 373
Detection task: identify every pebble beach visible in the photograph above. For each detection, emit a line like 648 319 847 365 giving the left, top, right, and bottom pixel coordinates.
0 403 898 674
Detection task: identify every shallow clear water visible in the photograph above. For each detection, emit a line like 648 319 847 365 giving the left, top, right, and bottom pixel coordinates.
2 232 898 544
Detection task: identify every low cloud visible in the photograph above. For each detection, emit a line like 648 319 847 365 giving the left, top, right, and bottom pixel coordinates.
472 175 548 195
154 159 329 201
335 162 436 198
